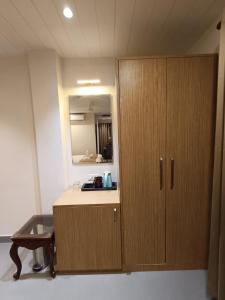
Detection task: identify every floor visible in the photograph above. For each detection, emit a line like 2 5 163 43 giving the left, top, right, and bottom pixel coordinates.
0 243 210 300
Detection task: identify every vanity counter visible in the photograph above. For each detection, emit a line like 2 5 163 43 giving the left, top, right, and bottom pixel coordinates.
53 188 120 207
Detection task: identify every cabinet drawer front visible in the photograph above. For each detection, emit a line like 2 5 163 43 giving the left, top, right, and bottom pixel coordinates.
54 205 122 272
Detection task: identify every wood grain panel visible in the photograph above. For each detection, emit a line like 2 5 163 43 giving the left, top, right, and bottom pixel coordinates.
54 204 121 271
166 56 217 267
119 58 167 267
215 16 225 300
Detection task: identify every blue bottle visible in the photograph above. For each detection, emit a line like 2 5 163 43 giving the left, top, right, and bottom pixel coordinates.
103 171 113 188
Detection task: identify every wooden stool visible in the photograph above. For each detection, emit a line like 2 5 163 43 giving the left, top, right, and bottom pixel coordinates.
10 215 55 280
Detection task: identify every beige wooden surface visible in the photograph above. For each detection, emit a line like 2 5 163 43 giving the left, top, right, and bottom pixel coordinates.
54 204 122 272
216 12 225 300
119 58 167 268
166 56 217 267
53 188 120 206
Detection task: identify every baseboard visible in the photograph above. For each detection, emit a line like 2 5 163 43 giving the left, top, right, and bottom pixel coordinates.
0 236 11 243
123 263 208 272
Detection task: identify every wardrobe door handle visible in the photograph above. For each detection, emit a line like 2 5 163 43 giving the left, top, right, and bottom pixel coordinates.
170 158 174 190
160 157 163 191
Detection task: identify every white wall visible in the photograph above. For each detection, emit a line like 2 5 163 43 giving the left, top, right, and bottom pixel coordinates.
188 19 220 54
61 58 119 185
62 58 115 89
28 50 65 213
0 56 39 235
57 56 69 190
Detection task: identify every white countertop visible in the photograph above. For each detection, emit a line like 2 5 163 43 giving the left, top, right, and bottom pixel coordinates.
53 188 120 207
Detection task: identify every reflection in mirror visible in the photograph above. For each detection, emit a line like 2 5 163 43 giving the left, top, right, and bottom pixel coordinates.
69 95 113 165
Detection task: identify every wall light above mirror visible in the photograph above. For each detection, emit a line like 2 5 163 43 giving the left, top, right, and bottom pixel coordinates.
77 79 101 85
69 94 113 165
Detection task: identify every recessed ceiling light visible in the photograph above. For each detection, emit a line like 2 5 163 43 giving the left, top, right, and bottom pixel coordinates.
77 79 101 85
63 7 73 19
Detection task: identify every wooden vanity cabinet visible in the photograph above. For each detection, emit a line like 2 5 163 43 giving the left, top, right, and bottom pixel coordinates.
54 204 122 272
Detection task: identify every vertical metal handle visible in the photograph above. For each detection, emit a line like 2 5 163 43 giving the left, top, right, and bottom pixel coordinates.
170 158 174 190
160 157 163 191
113 208 117 222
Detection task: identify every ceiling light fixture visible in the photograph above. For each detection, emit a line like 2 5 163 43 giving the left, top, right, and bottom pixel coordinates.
63 7 73 19
77 79 101 85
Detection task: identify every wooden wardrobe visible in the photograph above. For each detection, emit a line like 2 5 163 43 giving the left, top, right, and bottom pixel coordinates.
118 55 217 271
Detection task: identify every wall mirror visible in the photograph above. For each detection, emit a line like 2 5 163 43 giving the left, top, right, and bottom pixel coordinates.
69 95 113 165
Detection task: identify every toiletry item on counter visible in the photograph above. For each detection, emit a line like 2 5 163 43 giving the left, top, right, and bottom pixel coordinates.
103 171 112 188
72 181 80 190
96 154 103 163
94 176 103 188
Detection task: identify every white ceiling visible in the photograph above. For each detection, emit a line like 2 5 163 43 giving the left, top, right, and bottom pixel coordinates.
0 0 224 58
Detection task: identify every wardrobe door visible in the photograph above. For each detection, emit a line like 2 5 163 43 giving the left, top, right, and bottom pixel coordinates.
119 59 167 269
166 56 217 267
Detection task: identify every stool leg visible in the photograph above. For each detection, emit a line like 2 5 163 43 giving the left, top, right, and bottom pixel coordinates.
47 242 55 278
10 243 22 280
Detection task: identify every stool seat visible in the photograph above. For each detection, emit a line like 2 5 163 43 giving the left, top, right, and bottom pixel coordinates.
10 214 55 280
